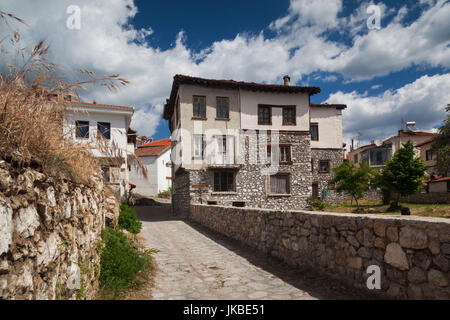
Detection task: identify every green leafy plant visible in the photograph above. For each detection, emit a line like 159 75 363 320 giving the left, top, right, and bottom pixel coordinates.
307 197 327 211
381 140 427 206
432 105 450 177
99 228 152 299
118 204 142 234
329 161 373 210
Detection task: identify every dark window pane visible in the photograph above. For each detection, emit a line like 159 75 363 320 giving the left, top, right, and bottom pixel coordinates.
319 160 330 173
312 183 319 198
97 122 111 139
258 106 271 124
193 96 206 118
311 124 319 141
283 107 295 125
75 120 89 138
213 171 234 192
270 174 289 194
280 145 291 162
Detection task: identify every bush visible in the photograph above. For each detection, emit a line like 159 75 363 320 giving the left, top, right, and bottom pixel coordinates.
158 187 172 198
99 228 152 299
118 204 142 234
307 197 326 211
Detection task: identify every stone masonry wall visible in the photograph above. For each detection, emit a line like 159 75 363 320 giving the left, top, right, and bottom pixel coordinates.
311 148 344 205
0 160 119 300
190 205 450 299
173 132 313 215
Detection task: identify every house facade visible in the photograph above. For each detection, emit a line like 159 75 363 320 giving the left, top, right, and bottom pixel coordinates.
415 138 437 175
129 138 172 196
163 75 346 215
63 101 134 199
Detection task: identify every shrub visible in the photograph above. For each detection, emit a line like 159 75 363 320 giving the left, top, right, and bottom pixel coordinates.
99 228 152 299
118 204 142 234
307 197 326 211
158 186 172 198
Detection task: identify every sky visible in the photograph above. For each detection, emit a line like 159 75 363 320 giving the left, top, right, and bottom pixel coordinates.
1 0 449 148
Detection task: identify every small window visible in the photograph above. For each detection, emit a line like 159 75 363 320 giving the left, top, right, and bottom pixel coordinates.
101 167 110 182
280 145 291 163
354 154 358 163
266 144 291 163
269 174 290 195
193 96 206 118
258 105 271 125
319 160 330 173
216 97 229 119
232 201 245 207
194 134 205 158
213 171 235 192
282 106 296 125
311 123 319 141
75 120 89 139
207 201 217 205
426 150 433 161
97 122 111 140
312 182 319 198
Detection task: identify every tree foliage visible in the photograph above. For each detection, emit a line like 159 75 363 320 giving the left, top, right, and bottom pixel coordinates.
381 140 426 205
330 161 372 209
432 105 450 177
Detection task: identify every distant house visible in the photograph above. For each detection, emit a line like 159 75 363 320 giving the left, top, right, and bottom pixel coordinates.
63 100 134 199
415 138 437 175
349 129 435 168
129 138 172 196
427 177 450 193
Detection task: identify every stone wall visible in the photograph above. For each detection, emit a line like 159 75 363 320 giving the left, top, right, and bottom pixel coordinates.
190 205 450 299
0 160 119 300
400 192 450 204
311 148 344 205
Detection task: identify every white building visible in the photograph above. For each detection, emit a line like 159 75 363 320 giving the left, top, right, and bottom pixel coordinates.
129 138 172 196
63 101 134 199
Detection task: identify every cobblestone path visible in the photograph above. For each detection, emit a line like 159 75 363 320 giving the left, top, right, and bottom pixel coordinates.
135 205 358 300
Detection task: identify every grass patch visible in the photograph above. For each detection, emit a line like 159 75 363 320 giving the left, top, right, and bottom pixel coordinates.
98 228 153 299
118 204 142 234
324 199 450 218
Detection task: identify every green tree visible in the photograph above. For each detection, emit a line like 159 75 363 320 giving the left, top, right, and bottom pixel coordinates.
330 161 372 210
381 140 427 206
432 105 450 177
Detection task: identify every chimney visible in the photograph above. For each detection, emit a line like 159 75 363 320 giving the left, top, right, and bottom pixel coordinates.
351 139 354 151
283 75 290 86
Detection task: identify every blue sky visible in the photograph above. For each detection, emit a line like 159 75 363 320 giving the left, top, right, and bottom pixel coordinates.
1 0 449 146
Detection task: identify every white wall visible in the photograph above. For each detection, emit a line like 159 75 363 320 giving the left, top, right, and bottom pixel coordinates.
240 89 310 131
310 107 343 149
129 148 172 197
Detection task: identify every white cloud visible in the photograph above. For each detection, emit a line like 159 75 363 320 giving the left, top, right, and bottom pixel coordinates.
1 0 449 138
325 74 450 145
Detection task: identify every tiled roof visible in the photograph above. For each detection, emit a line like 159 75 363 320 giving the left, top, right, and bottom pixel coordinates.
135 138 171 157
415 138 435 147
311 103 347 110
135 145 170 157
427 177 450 183
139 138 171 148
67 100 134 111
397 131 435 138
163 74 321 120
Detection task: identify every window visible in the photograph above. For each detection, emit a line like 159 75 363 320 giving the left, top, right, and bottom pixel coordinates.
354 154 358 163
310 123 319 141
258 105 271 125
319 160 330 173
216 97 229 119
213 171 235 192
269 174 290 195
282 106 296 125
193 96 206 118
215 135 234 164
75 120 89 139
280 145 291 163
194 134 205 158
312 182 319 198
426 150 433 161
101 167 110 182
97 122 111 140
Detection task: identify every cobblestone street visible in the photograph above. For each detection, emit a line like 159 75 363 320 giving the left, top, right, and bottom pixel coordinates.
135 205 359 300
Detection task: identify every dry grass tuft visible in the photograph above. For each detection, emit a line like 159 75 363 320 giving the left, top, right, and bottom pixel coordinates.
0 12 133 184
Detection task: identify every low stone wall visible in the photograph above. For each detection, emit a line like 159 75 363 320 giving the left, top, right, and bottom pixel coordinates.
400 192 450 204
0 160 119 300
190 205 450 299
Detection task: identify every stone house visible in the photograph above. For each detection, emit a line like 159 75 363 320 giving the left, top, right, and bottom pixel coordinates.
63 100 134 199
162 75 347 215
129 138 172 196
415 138 437 175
